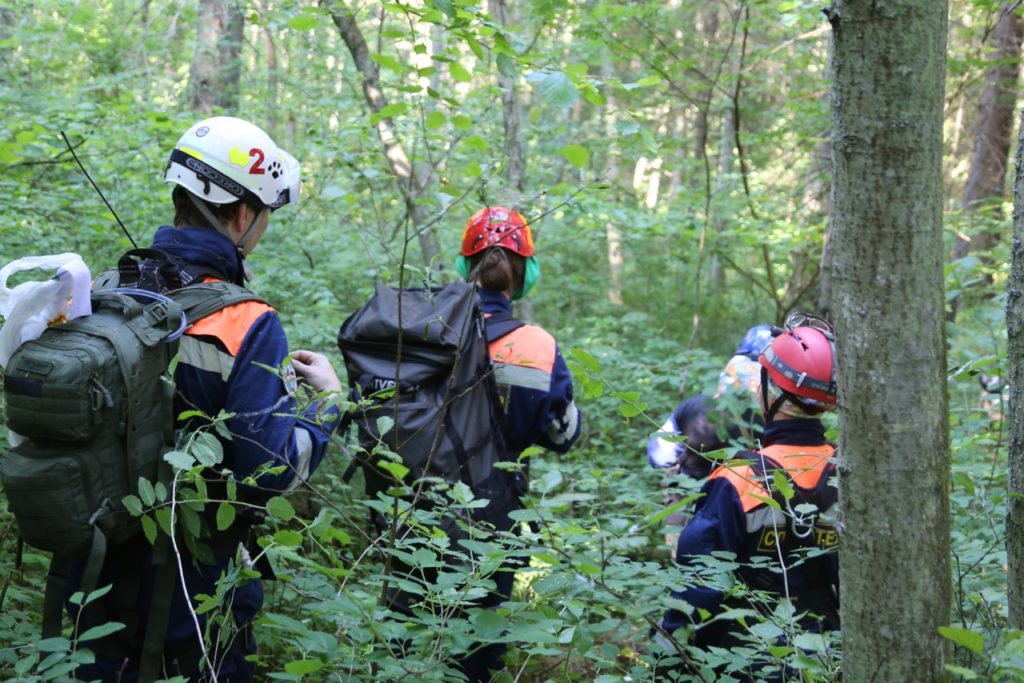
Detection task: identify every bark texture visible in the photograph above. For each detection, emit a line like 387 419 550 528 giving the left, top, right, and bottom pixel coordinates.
828 2 951 681
188 0 244 115
324 1 442 268
1007 89 1024 629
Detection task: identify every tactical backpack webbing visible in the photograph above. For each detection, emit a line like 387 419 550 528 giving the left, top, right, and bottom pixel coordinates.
37 280 265 682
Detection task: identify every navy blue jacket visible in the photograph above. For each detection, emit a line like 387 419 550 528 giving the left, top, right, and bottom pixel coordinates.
71 226 338 680
661 420 839 647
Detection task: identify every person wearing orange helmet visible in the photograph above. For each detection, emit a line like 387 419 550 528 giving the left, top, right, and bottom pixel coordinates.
658 313 839 680
456 206 581 681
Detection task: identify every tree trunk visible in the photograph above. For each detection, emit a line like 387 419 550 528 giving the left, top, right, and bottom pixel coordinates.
708 106 735 291
489 0 525 193
188 0 244 115
828 2 951 681
603 57 623 306
324 1 442 269
262 22 278 139
954 9 1024 259
1006 85 1024 630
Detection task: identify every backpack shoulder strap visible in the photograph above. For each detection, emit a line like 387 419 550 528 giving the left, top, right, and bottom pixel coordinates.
484 310 526 341
171 281 267 323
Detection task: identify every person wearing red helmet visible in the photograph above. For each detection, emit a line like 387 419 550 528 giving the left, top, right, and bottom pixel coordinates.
456 206 581 681
658 313 839 681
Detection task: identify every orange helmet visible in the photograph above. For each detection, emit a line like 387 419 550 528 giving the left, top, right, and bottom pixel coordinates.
460 206 535 258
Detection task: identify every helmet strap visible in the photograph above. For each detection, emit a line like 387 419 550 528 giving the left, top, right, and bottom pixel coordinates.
187 193 228 236
761 366 787 423
237 207 269 254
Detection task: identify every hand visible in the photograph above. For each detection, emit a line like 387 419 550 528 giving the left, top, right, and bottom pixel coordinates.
290 350 342 394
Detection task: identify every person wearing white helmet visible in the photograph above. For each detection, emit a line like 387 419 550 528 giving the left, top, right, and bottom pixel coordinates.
67 116 341 682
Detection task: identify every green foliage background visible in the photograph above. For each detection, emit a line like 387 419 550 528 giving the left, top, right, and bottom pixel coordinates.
0 0 1019 680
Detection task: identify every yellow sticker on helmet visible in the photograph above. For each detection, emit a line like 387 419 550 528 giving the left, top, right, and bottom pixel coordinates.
228 147 249 167
179 146 203 160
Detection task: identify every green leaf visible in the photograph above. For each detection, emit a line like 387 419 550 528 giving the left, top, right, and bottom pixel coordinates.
772 470 795 501
122 494 143 516
141 514 157 544
376 415 395 437
571 347 601 373
285 659 324 676
36 637 71 653
451 114 473 131
450 61 472 83
944 665 980 680
83 583 113 605
138 477 156 506
432 0 456 20
425 111 446 130
192 432 223 466
496 53 517 78
287 15 317 31
618 403 641 418
155 508 173 536
560 144 589 169
378 460 410 482
939 625 985 654
267 496 296 522
538 469 563 494
528 71 577 109
77 621 126 642
274 529 304 547
164 450 195 471
216 502 236 531
371 53 404 74
378 102 410 118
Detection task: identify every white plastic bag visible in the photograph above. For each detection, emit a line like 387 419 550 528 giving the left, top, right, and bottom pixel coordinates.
0 253 92 368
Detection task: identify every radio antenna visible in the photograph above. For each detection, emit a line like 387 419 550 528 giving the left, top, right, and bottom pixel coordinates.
60 130 138 249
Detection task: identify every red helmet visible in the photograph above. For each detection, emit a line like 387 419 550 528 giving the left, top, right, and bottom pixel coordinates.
759 313 837 406
461 206 535 257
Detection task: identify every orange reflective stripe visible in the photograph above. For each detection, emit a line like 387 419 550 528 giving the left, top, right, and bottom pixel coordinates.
488 324 556 372
759 444 834 489
186 299 275 357
709 462 770 512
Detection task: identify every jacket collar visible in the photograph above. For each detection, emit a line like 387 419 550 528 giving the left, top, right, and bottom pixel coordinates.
151 226 244 285
476 287 512 316
761 419 827 447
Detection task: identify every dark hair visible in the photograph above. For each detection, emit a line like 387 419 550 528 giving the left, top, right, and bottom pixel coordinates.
468 247 525 295
172 186 254 229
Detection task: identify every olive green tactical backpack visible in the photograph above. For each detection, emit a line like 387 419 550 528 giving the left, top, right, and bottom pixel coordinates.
1 277 261 637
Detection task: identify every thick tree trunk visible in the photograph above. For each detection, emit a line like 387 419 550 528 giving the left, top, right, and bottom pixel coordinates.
324 1 442 268
188 0 244 115
828 2 951 681
1007 90 1024 630
955 9 1024 259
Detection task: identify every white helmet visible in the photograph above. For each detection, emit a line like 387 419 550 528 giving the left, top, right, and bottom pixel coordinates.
164 116 300 211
